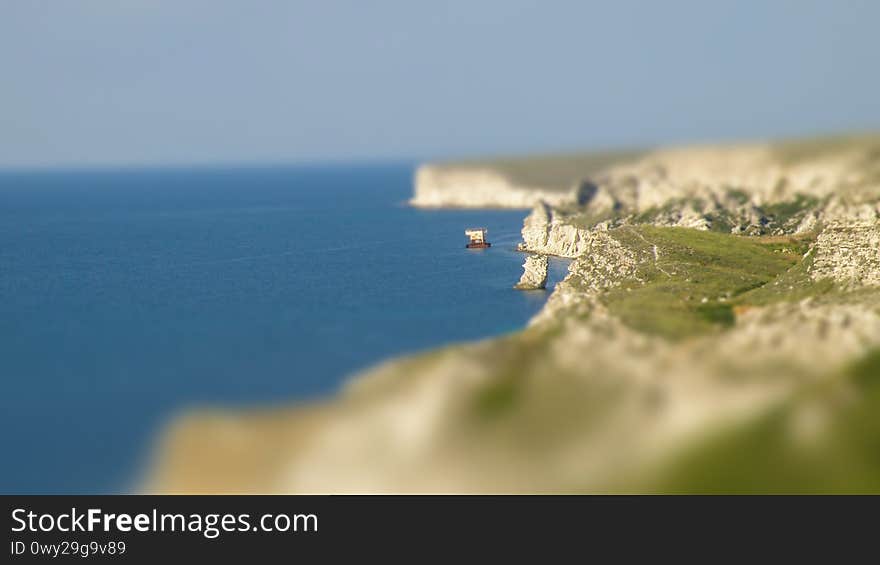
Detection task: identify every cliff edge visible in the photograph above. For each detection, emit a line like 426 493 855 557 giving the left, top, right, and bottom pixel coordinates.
410 150 639 208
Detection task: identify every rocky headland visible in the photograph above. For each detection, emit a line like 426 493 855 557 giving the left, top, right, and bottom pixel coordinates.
148 134 880 493
410 150 640 208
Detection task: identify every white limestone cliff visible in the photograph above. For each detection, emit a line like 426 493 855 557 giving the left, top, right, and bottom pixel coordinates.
517 202 595 257
411 165 578 208
514 255 549 290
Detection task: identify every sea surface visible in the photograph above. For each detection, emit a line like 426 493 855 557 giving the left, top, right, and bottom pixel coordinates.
0 163 568 493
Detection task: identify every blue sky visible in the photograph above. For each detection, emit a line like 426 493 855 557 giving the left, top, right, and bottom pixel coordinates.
1 1 878 168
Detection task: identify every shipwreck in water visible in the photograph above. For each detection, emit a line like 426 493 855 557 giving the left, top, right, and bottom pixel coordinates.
465 227 491 249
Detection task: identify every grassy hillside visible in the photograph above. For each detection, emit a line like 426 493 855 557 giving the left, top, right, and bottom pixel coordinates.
595 227 805 338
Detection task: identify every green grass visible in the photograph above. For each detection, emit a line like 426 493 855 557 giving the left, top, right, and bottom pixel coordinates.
469 334 541 421
735 244 839 306
597 227 802 339
760 194 821 224
695 303 735 326
726 189 751 204
633 198 708 224
644 349 880 493
474 377 520 418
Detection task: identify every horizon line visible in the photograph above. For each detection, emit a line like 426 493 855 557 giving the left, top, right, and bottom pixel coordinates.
2 127 878 174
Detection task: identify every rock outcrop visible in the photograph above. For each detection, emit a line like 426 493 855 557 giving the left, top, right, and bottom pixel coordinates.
517 202 595 257
514 255 549 290
810 221 880 287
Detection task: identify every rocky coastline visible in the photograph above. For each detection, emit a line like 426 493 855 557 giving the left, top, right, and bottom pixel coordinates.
148 134 880 493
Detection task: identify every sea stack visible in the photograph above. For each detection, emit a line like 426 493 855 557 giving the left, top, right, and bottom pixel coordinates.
514 254 549 290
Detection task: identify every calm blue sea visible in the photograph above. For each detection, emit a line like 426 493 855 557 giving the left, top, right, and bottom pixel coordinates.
0 163 567 493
